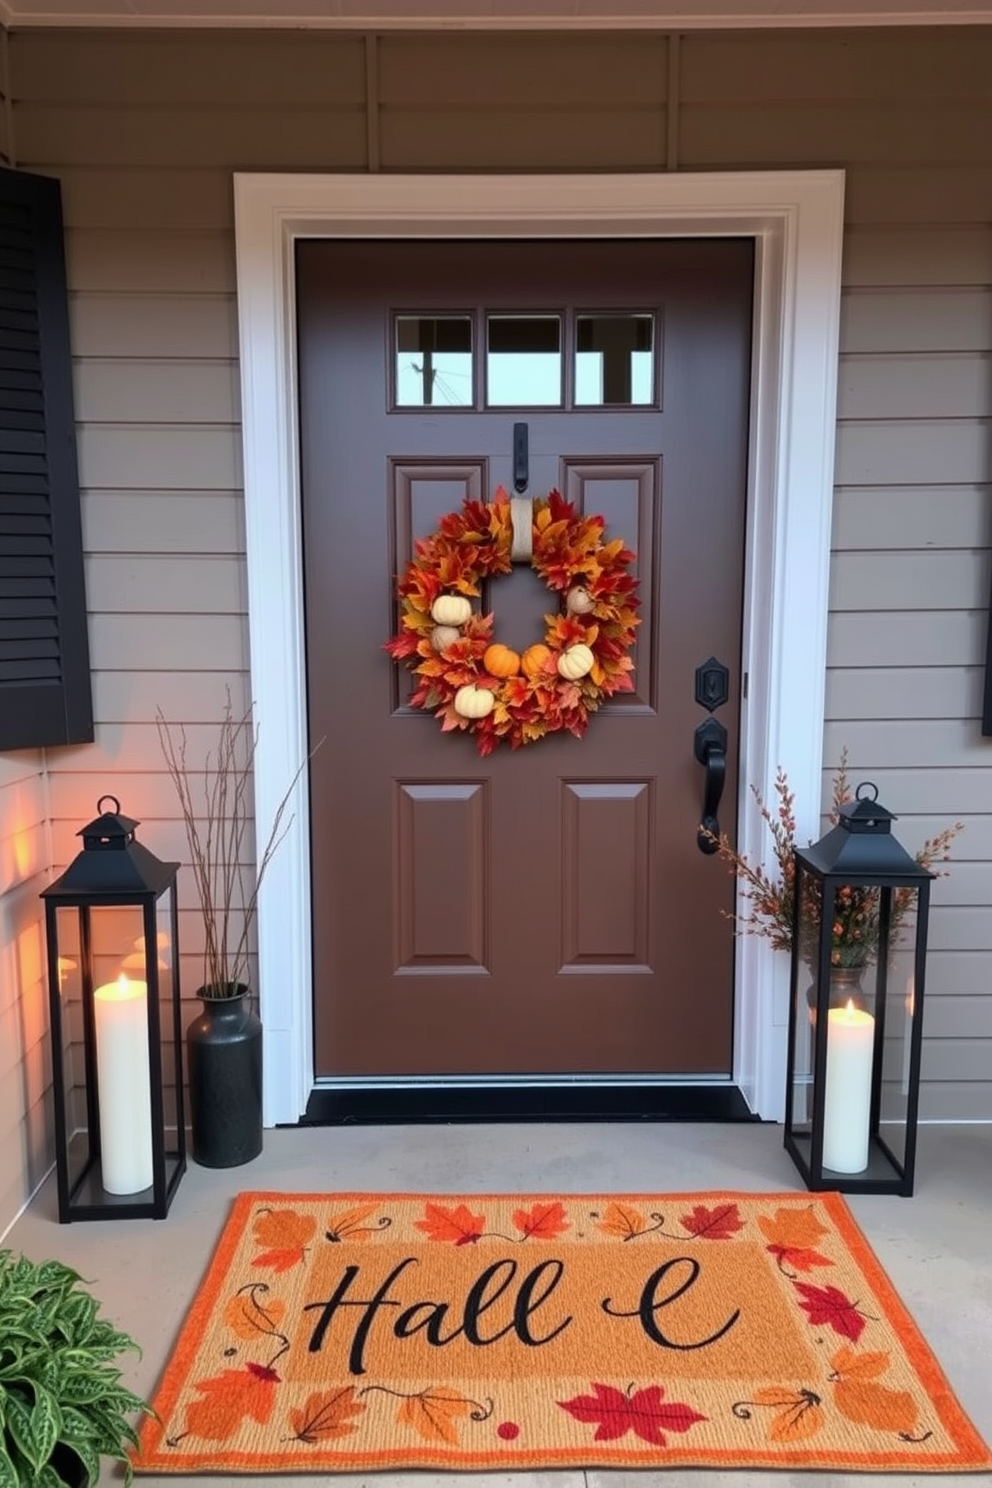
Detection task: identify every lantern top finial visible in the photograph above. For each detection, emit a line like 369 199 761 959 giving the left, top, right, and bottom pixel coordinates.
837 781 897 836
79 795 141 851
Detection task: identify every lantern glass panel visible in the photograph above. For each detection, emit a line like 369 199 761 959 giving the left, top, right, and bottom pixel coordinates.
789 859 822 1142
878 886 924 1173
154 891 182 1152
52 906 86 1193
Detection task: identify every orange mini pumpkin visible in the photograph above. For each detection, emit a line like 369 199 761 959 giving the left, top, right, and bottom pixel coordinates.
484 643 521 678
521 643 553 680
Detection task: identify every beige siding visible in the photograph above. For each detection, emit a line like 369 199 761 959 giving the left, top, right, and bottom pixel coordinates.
0 24 989 1134
0 754 53 1237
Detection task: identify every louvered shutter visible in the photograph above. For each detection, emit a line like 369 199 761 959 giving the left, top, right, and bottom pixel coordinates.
0 166 92 750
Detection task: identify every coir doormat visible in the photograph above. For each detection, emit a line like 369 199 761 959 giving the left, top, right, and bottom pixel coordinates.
134 1190 991 1474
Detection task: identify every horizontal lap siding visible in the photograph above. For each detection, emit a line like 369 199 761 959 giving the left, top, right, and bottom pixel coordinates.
0 754 52 1237
0 24 986 1149
679 28 992 1123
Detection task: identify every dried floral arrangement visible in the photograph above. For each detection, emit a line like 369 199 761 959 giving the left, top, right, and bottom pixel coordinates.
709 750 963 969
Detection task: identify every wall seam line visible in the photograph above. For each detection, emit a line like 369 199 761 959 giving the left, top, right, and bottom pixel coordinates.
365 32 380 173
666 30 680 171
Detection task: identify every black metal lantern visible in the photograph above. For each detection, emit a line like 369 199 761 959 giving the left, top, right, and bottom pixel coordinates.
784 782 933 1196
41 796 186 1220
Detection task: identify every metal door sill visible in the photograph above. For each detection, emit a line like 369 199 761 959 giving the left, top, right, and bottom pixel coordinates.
298 1079 758 1125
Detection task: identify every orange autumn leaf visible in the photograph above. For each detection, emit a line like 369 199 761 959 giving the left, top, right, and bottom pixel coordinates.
595 1202 648 1241
830 1346 891 1382
414 1202 486 1245
834 1381 920 1435
513 1201 569 1240
829 1346 920 1435
251 1207 317 1271
397 1387 474 1445
324 1204 382 1243
183 1364 279 1442
757 1206 830 1252
289 1387 366 1443
758 1205 833 1273
223 1285 286 1342
749 1388 825 1444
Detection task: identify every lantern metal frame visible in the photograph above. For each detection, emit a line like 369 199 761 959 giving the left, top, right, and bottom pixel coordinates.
784 784 933 1197
41 796 186 1221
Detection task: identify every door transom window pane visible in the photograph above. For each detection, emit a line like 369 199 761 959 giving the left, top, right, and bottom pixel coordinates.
395 316 473 407
575 314 654 406
486 315 562 407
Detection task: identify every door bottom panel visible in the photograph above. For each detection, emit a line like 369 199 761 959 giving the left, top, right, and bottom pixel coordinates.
299 1081 758 1125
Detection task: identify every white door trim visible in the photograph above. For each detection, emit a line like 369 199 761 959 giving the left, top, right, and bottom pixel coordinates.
233 169 845 1126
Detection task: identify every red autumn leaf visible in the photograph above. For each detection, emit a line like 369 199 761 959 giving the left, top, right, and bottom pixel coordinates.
558 1382 707 1445
414 1202 486 1245
679 1203 745 1240
794 1282 868 1342
512 1201 569 1241
183 1364 279 1442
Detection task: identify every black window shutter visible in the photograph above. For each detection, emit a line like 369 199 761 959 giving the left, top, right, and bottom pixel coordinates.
0 166 92 750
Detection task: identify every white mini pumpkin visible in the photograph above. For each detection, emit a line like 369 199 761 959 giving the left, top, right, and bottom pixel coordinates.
453 684 495 720
431 594 473 627
557 643 595 680
566 585 596 616
430 625 461 652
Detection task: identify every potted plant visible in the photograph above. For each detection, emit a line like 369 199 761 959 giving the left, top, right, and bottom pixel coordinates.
708 750 963 1002
0 1248 151 1487
156 693 314 1170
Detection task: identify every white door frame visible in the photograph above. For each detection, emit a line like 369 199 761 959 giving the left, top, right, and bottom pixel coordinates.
233 170 845 1126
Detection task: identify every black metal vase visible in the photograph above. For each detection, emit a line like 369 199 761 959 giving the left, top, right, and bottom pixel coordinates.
187 985 263 1168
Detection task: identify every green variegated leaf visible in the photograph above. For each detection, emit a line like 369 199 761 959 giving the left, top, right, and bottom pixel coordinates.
0 1438 21 1488
29 1382 62 1467
37 1463 66 1488
61 1434 98 1488
58 1375 114 1406
3 1389 38 1469
59 1405 98 1445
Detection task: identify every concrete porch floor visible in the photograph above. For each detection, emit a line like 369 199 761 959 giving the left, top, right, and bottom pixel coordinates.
7 1120 992 1487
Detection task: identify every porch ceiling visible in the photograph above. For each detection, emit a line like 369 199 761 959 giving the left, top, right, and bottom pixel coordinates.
0 0 989 26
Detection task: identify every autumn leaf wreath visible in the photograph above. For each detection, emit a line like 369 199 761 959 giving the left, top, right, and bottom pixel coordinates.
384 488 640 754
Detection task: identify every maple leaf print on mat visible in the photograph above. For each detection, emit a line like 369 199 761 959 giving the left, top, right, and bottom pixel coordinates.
559 1383 706 1446
250 1208 317 1271
172 1364 279 1443
593 1201 664 1241
794 1282 870 1342
512 1200 569 1240
414 1202 486 1244
758 1205 833 1276
678 1202 745 1239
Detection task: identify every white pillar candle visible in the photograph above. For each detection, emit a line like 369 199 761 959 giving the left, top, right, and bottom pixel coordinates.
822 999 874 1174
93 974 154 1195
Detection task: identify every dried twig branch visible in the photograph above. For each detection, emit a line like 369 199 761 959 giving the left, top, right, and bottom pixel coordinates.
156 691 321 996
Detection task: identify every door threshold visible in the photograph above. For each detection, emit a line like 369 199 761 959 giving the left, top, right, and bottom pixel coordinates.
298 1082 759 1126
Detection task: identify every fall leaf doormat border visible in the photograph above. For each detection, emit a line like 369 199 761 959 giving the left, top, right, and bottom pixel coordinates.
133 1190 991 1475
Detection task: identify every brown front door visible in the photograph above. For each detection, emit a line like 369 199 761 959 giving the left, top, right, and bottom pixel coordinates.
297 240 752 1082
